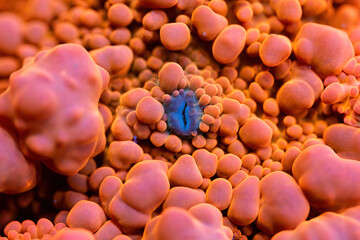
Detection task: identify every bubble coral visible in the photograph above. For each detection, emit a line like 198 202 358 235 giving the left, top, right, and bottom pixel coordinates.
228 176 260 226
191 5 228 41
139 0 178 9
257 171 309 235
293 144 360 211
0 123 39 194
276 61 324 116
160 22 191 51
323 123 360 161
293 22 354 77
259 34 292 67
0 43 109 175
100 160 169 233
272 205 360 240
168 154 203 188
53 228 95 240
0 12 23 55
4 218 67 239
111 62 227 153
212 24 246 64
321 65 360 127
66 200 106 233
3 0 360 239
142 204 232 240
90 45 133 76
94 220 122 240
163 186 206 210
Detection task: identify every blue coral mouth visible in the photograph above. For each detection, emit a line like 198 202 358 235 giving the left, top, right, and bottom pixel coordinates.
164 89 204 138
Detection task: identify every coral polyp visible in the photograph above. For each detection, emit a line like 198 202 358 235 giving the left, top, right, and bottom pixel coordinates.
163 89 203 138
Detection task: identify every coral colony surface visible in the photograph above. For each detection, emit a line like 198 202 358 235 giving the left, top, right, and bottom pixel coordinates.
1 0 360 240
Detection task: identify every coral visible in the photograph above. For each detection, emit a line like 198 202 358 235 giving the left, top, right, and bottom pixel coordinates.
0 44 109 175
321 64 360 127
323 123 360 160
293 144 360 211
272 205 360 240
1 1 360 240
163 89 203 137
0 122 39 194
276 61 324 116
212 24 246 64
66 200 106 233
100 160 169 233
53 228 95 240
142 204 232 240
257 171 310 235
228 176 260 226
293 22 354 77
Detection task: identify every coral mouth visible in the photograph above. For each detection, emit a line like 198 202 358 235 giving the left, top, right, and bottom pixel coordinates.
164 89 203 138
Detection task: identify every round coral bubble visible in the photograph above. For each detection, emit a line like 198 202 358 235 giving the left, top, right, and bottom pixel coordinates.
54 229 96 240
160 22 191 51
206 178 232 210
191 5 228 41
109 140 144 170
143 10 168 31
158 62 183 94
0 13 23 55
108 3 133 27
54 22 79 43
66 200 106 233
274 0 302 23
260 34 292 67
212 24 246 64
276 79 315 116
239 117 272 149
293 22 354 77
139 0 178 9
136 96 164 124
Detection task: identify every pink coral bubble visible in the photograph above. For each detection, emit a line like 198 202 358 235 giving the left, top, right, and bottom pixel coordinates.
293 22 354 77
53 228 95 240
0 123 39 194
0 44 109 175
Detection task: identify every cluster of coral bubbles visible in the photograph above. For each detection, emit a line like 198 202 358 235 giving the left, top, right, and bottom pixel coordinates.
1 0 360 240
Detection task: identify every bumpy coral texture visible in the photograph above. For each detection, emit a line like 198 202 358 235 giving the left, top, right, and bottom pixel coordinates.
143 203 232 240
0 44 109 175
0 122 39 194
272 205 360 240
